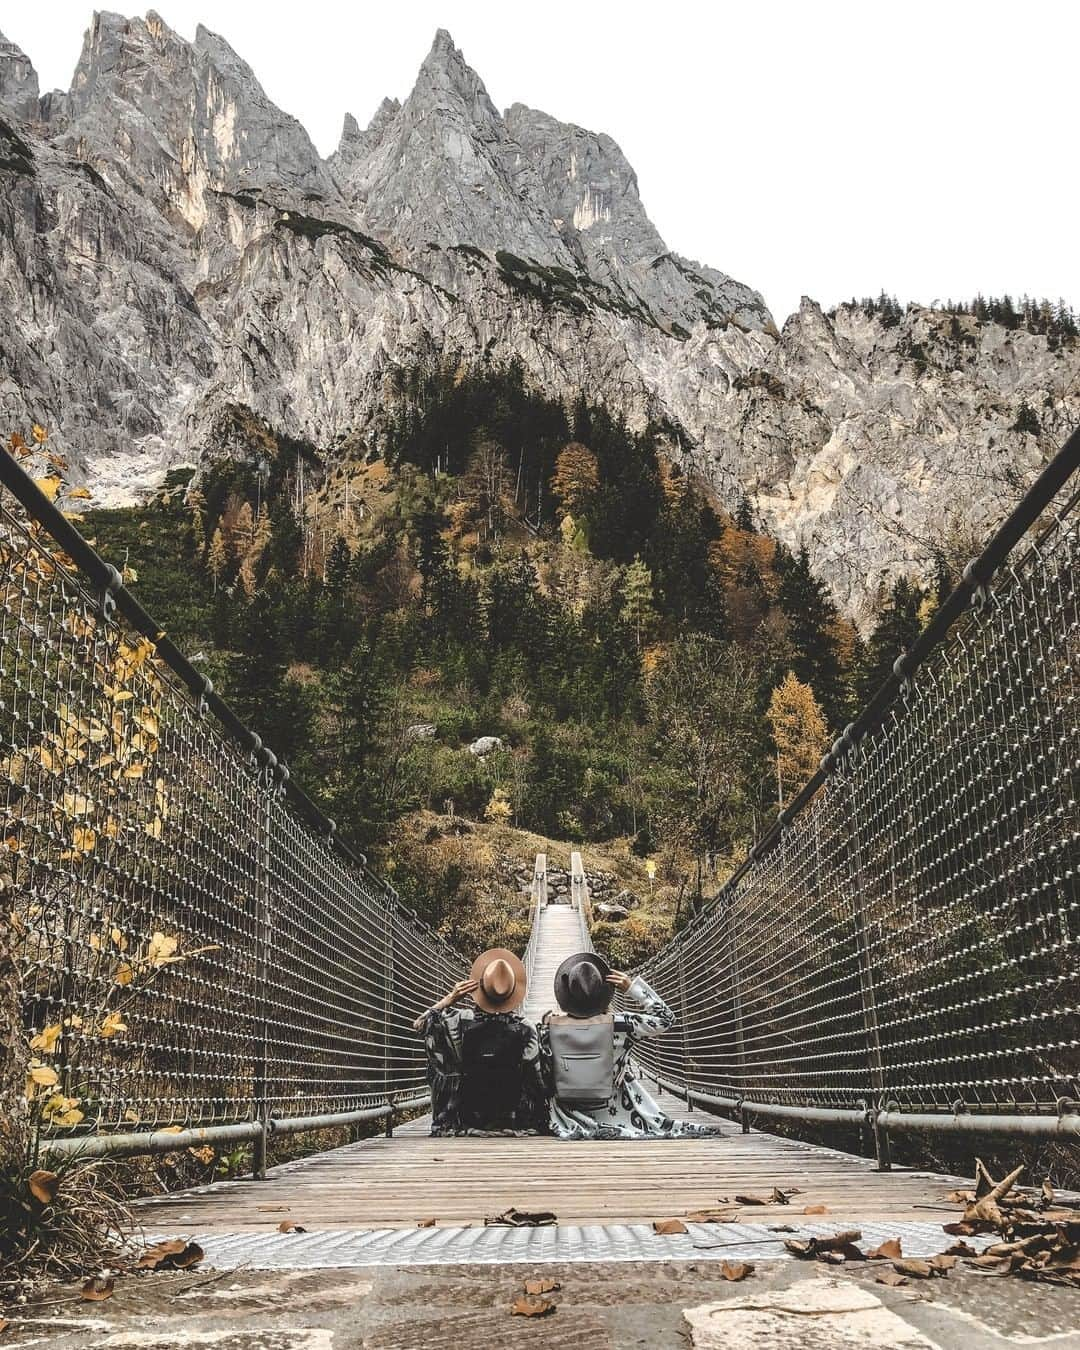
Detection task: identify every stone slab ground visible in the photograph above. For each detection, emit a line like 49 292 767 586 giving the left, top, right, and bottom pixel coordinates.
4 1259 1079 1349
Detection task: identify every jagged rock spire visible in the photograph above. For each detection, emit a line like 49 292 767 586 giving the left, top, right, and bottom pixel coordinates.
0 29 40 121
338 29 572 265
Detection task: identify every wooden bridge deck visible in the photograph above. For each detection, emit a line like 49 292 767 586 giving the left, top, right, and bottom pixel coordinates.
135 1087 961 1234
135 887 964 1247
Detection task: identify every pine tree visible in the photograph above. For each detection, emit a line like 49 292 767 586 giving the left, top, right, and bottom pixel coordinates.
735 493 756 532
234 501 255 558
767 671 830 806
188 488 207 554
621 557 658 651
857 576 924 705
776 546 844 729
551 441 601 519
207 526 229 594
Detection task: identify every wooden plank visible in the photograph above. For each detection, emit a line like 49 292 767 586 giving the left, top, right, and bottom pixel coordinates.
135 1087 964 1233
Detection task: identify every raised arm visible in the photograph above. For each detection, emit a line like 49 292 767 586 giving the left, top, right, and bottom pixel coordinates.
412 978 478 1032
607 969 676 1038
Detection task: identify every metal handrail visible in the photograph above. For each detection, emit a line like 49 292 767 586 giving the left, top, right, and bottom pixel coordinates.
1 451 465 1160
634 426 1080 1158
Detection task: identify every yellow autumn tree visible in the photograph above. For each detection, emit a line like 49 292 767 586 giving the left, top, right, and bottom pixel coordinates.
551 442 599 518
483 787 513 824
766 671 830 806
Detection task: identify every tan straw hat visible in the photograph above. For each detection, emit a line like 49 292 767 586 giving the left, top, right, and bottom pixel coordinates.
469 947 527 1013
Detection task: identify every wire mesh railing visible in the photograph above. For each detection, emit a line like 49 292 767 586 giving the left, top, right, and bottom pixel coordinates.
0 452 463 1158
635 429 1080 1154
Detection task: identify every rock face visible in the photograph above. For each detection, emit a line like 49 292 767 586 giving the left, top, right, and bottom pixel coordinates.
504 103 770 334
0 31 39 122
0 16 1076 621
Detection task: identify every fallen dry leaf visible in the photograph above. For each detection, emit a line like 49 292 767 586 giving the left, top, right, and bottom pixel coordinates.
972 1253 1012 1272
803 1204 829 1215
137 1239 187 1269
81 1277 115 1301
686 1208 740 1224
928 1254 958 1273
524 1278 561 1295
417 1218 436 1228
137 1238 203 1271
964 1161 1025 1229
943 1240 978 1257
720 1261 754 1281
29 1169 59 1204
171 1242 204 1270
511 1295 555 1317
485 1207 557 1228
875 1270 909 1287
653 1219 689 1235
277 1221 307 1233
734 1193 770 1205
867 1238 902 1261
893 1259 934 1279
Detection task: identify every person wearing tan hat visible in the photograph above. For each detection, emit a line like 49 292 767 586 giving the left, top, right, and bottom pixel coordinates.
413 947 547 1135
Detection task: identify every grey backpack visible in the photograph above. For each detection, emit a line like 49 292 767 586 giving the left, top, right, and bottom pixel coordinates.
547 1014 615 1108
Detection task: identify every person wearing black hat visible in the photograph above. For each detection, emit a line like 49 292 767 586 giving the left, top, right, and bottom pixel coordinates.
538 950 721 1139
412 948 547 1136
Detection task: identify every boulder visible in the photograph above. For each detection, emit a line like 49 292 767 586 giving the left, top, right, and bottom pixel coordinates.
595 902 630 921
467 735 504 757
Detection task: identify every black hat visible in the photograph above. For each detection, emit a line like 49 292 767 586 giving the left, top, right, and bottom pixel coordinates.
554 951 612 1017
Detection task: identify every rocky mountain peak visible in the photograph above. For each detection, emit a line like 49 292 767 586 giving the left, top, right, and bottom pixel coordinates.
328 96 400 182
0 30 40 122
339 29 573 266
61 9 335 226
506 100 770 333
2 12 1074 624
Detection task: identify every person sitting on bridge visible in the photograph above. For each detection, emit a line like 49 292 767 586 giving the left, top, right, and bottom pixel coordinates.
412 947 548 1136
538 951 722 1139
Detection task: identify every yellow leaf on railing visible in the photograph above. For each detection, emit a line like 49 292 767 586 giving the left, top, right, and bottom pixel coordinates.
99 1010 128 1039
72 825 96 854
25 1060 59 1099
42 1094 85 1127
29 1024 62 1055
34 475 62 502
147 932 179 966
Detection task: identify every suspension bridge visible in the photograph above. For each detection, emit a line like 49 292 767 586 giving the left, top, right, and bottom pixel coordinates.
1 427 1077 1273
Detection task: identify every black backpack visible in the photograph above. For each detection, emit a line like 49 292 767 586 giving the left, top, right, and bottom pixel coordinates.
459 1016 524 1128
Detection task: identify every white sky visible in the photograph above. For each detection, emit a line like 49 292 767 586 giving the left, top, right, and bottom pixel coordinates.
5 0 1077 324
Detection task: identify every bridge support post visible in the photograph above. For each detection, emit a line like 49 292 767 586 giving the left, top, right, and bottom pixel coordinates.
676 948 692 1111
849 805 889 1170
251 790 273 1181
725 898 748 1109
383 912 395 1138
